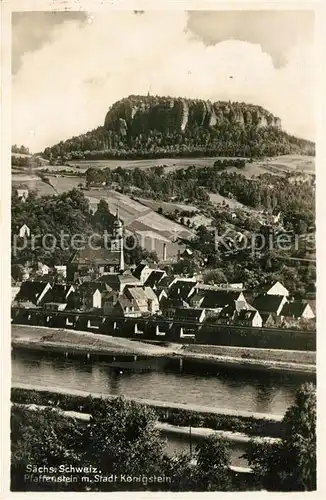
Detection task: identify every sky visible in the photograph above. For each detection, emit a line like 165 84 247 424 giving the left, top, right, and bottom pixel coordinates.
12 10 315 152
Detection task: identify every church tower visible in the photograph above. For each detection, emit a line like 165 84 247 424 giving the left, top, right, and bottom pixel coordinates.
111 208 124 271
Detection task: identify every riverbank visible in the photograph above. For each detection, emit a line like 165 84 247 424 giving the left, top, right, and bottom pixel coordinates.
11 383 284 447
11 402 254 474
12 325 316 375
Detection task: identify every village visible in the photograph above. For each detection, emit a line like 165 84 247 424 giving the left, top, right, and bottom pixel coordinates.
12 200 316 345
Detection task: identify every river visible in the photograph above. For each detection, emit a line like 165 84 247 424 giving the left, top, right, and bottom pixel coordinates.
12 349 309 415
12 349 312 467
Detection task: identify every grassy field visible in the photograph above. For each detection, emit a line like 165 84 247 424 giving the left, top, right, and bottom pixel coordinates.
183 344 316 365
66 154 315 176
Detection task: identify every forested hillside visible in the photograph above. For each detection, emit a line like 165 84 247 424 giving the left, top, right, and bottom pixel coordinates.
43 95 315 161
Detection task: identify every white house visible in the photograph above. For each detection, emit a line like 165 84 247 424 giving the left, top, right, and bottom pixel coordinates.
281 301 315 320
19 224 30 238
266 281 289 297
133 263 154 285
54 265 67 278
236 309 263 328
37 262 50 275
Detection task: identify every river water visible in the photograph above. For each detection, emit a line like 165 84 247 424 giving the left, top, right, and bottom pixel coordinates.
12 349 313 467
12 349 309 415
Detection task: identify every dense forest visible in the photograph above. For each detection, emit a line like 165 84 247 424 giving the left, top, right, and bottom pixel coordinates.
43 96 315 161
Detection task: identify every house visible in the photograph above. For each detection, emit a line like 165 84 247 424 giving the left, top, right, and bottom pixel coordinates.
15 281 52 306
54 265 67 278
168 278 197 302
133 263 157 285
68 247 123 280
124 287 150 313
96 271 140 293
102 290 120 315
281 301 315 320
155 288 168 303
15 188 29 201
106 286 155 317
260 312 276 327
235 309 262 328
143 287 160 314
200 290 247 312
78 282 107 310
252 294 287 316
266 281 289 297
37 262 50 276
18 224 30 238
174 308 206 323
43 284 76 309
111 296 138 317
143 269 167 288
68 210 125 280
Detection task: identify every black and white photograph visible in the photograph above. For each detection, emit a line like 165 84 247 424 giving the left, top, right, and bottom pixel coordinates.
3 3 319 493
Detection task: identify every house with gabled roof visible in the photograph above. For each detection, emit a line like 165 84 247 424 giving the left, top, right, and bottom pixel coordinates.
144 269 167 289
124 287 150 313
174 308 206 323
15 280 52 306
133 262 158 285
266 281 289 297
200 290 246 312
96 270 140 293
168 278 197 302
235 309 262 327
252 293 287 316
18 224 30 238
281 301 315 320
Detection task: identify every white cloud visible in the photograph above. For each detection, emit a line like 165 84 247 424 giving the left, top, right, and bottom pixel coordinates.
12 11 315 152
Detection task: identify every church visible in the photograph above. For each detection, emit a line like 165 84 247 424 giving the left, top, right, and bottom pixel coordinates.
67 208 125 282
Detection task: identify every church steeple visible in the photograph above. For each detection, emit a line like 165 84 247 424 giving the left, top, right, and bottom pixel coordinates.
112 207 124 271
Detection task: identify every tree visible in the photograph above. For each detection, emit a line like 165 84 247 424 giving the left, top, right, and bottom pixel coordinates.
203 269 227 285
82 398 167 491
245 383 316 491
11 406 85 491
192 435 232 491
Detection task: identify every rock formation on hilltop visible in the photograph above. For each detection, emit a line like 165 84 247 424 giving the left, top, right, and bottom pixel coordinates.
43 95 314 161
104 95 282 136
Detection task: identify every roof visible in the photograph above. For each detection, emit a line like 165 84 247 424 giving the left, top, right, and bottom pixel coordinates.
218 304 237 319
143 287 158 302
125 287 149 305
260 312 274 323
281 301 313 318
237 309 259 321
44 284 73 303
252 294 285 314
168 280 196 301
201 290 244 309
156 276 173 289
144 270 166 288
79 281 107 294
133 263 148 279
70 247 121 266
15 281 50 303
162 298 190 309
115 296 133 309
96 273 140 288
174 308 205 322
